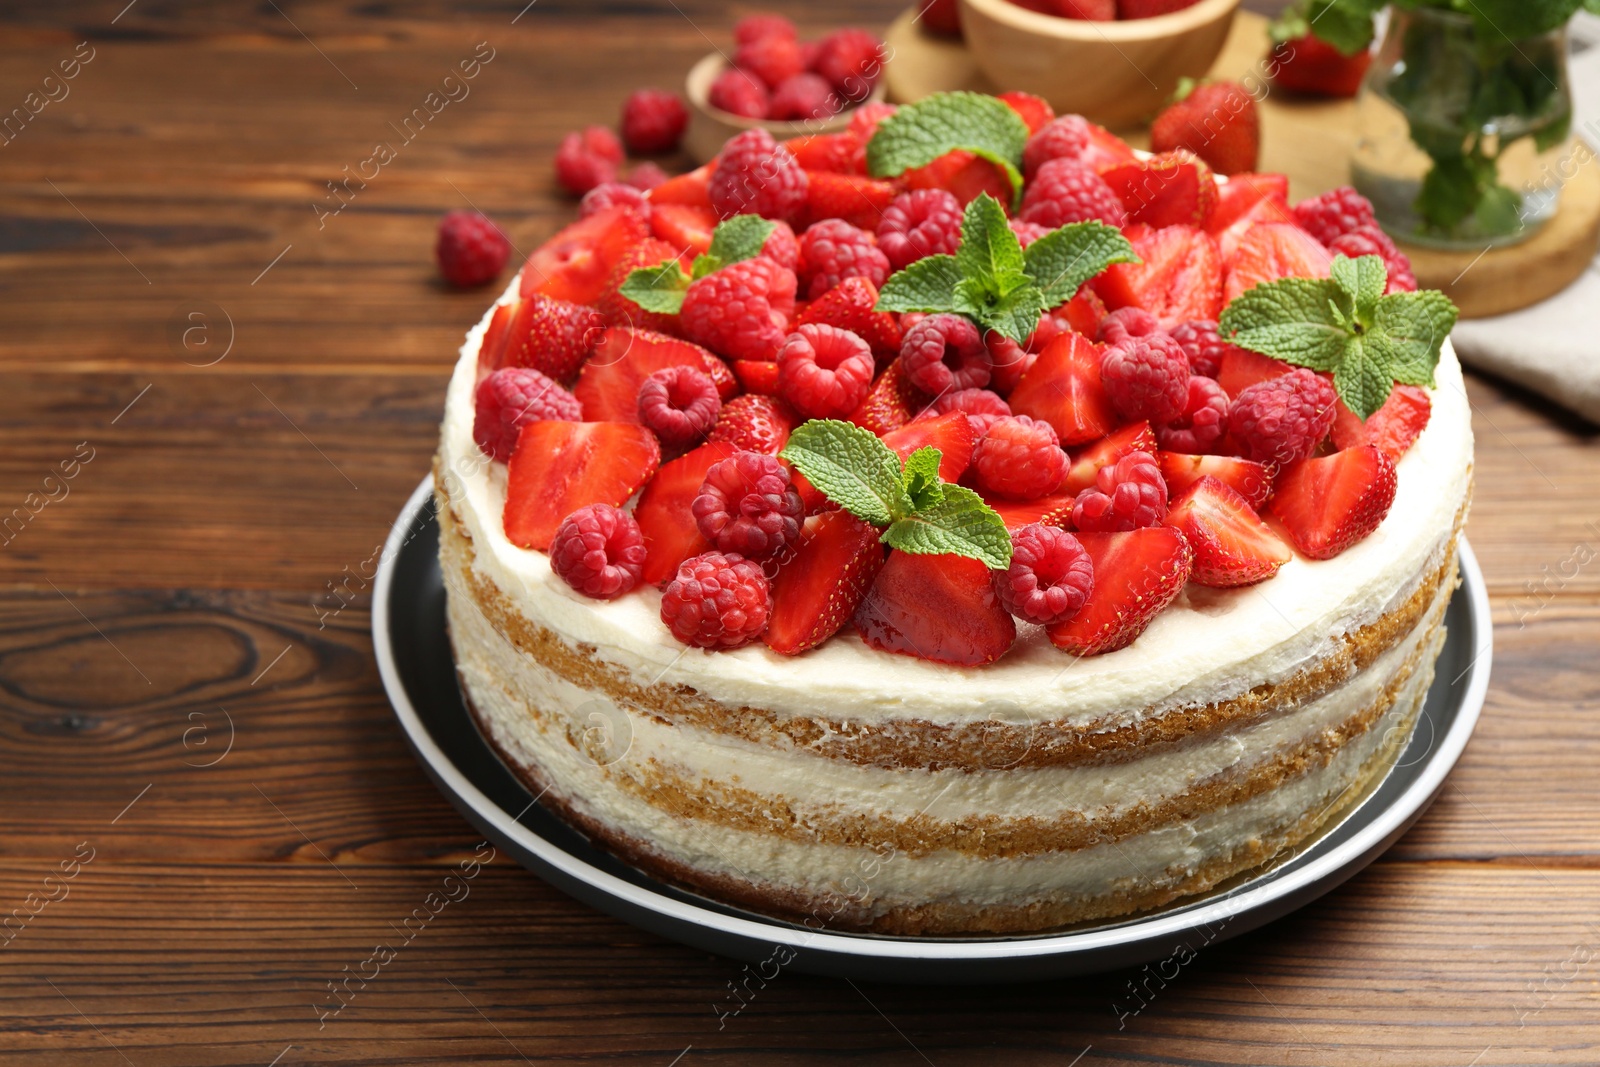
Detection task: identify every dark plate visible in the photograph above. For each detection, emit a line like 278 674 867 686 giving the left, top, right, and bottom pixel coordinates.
374 477 1490 984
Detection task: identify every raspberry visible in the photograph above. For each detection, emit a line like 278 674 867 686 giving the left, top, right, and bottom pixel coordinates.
659 551 773 649
638 365 722 449
680 257 798 363
1018 158 1126 229
1101 334 1190 424
1167 319 1237 378
927 388 1011 436
847 101 898 143
708 68 770 119
734 13 797 46
580 181 650 221
770 73 840 121
985 330 1039 395
709 129 809 224
473 367 582 461
776 323 875 419
797 219 890 301
737 34 805 89
760 220 800 271
812 28 886 100
435 211 510 288
1023 115 1091 178
1154 375 1229 453
1071 451 1167 532
1327 224 1418 293
549 503 647 600
877 189 963 270
1096 307 1163 346
1009 219 1051 248
620 89 688 155
554 126 623 196
626 162 670 191
973 415 1068 501
994 524 1094 625
691 452 804 560
900 313 990 394
1228 368 1338 468
1292 186 1377 246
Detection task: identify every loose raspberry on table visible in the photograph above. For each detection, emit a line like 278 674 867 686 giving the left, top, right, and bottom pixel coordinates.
877 189 963 270
680 257 798 363
1292 186 1377 246
1071 450 1168 532
692 451 804 560
1009 219 1051 248
734 13 797 46
1154 375 1229 453
770 73 840 121
776 323 875 419
926 388 1011 436
473 367 582 461
736 34 806 89
709 128 809 224
973 415 1068 501
812 28 886 99
1327 224 1418 292
625 162 669 191
1096 307 1163 346
637 365 722 450
1023 115 1092 178
660 551 773 649
549 503 647 600
797 219 890 301
554 126 623 196
708 68 771 119
900 313 990 394
580 181 650 221
994 523 1094 626
1019 158 1126 229
759 219 800 271
1101 333 1190 424
620 89 688 155
1167 319 1237 378
436 211 510 288
1228 368 1338 467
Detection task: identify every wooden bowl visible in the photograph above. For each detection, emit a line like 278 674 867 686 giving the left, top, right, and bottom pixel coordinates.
683 52 889 164
956 0 1242 129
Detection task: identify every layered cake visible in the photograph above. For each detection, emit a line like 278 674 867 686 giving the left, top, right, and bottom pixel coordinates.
433 92 1472 934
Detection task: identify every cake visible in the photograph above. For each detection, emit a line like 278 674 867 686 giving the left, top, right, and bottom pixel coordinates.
432 96 1472 935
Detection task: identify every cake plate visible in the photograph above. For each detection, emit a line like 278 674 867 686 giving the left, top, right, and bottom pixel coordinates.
374 475 1491 984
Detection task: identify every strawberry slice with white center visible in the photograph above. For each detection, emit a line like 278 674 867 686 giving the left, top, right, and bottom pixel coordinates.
1007 332 1117 446
1330 385 1431 463
1268 445 1398 560
575 327 722 424
1165 476 1290 587
503 421 661 551
1157 451 1274 510
1093 224 1223 328
853 551 1017 667
1223 222 1333 304
1064 421 1158 494
1047 526 1193 656
765 511 886 656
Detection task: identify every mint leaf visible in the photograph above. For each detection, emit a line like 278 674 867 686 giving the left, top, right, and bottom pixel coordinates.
881 484 1012 570
706 214 775 267
1022 222 1139 306
620 259 691 314
865 92 1029 209
986 283 1050 345
1368 290 1458 390
876 254 963 314
1331 253 1385 322
901 447 944 512
1218 277 1352 370
955 194 1025 288
780 420 910 526
1303 0 1381 56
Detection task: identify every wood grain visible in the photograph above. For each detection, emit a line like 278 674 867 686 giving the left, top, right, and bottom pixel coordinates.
1 1 1598 1064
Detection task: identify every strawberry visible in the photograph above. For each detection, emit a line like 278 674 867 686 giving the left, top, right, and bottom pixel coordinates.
1098 151 1219 228
849 359 930 435
575 327 718 422
503 421 661 551
880 410 976 483
1119 0 1203 15
1094 224 1223 329
1224 222 1334 303
708 394 797 454
902 150 1012 206
789 467 833 515
803 172 899 231
1165 476 1290 587
765 511 887 655
1046 0 1116 19
646 161 714 209
702 354 739 401
1060 286 1108 341
796 277 903 366
598 237 687 334
634 441 737 584
1081 122 1140 173
1269 445 1398 560
1007 332 1117 446
1063 421 1158 493
476 302 515 378
520 205 648 306
1151 81 1259 176
1046 526 1193 656
1215 345 1291 398
1205 172 1289 235
786 133 861 174
1269 34 1372 99
649 202 718 257
986 493 1075 531
732 360 781 396
997 90 1055 133
1330 385 1431 463
854 551 1016 666
1214 194 1299 260
500 295 605 382
1157 451 1274 509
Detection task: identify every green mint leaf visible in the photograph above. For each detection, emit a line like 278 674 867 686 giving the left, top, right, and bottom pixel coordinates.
1330 253 1386 324
901 447 945 512
1367 289 1458 390
1331 336 1392 423
955 194 1025 290
865 91 1029 209
706 214 775 267
1303 0 1381 56
985 283 1049 345
690 253 722 280
876 254 963 314
880 484 1012 570
779 420 910 527
1022 221 1139 306
1218 277 1352 370
620 260 692 315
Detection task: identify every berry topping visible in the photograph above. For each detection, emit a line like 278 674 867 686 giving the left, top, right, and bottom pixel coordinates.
620 88 688 155
1215 344 1292 398
710 394 798 455
1326 224 1419 293
1071 450 1167 532
436 211 511 288
1269 445 1398 560
1291 186 1377 246
732 359 781 396
1007 333 1118 446
795 277 903 366
1063 420 1158 494
1008 219 1051 248
797 219 891 301
766 510 887 656
1018 158 1127 229
998 90 1056 134
776 323 876 420
508 294 606 382
1099 151 1218 229
709 129 809 224
770 72 839 120
692 450 804 560
985 493 1076 533
877 189 964 270
473 367 583 462
734 13 797 46
736 33 805 90
1167 319 1238 378
1154 375 1229 453
598 237 683 333
637 365 722 450
1157 451 1274 510
801 172 898 231
812 28 886 97
1095 307 1163 346
707 68 770 119
1223 222 1334 304
1227 368 1337 467
580 181 651 221
576 327 721 423
984 330 1039 395
1101 333 1191 424
1023 115 1091 178
659 551 773 650
925 388 1011 436
900 313 991 394
626 162 670 190
1165 476 1290 587
973 415 1069 501
848 358 931 436
634 442 735 585
1150 81 1260 176
994 523 1094 626
550 503 647 600
1046 526 1193 657
1330 384 1431 463
554 126 624 196
520 205 649 307
502 421 660 551
1094 223 1223 329
853 551 1016 667
680 256 798 363
880 410 978 484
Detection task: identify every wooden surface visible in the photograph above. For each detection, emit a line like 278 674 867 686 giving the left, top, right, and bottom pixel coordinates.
1 2 1599 1064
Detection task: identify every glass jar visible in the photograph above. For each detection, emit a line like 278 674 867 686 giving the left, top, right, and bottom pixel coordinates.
1352 6 1573 249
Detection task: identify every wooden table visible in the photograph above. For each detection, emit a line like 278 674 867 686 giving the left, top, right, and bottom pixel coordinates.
2 2 1597 1063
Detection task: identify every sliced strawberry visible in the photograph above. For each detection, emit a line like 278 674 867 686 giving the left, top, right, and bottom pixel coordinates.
1061 285 1108 340
1064 421 1158 493
634 440 736 584
786 133 860 174
1330 384 1431 463
854 551 1016 666
986 493 1074 531
1214 196 1300 260
998 90 1055 134
575 327 718 423
702 354 739 401
476 302 515 378
1047 526 1193 656
766 511 887 656
788 467 833 516
708 394 796 454
1269 445 1398 560
797 277 903 366
645 161 714 209
732 359 781 396
1157 451 1274 509
1205 172 1290 235
903 150 1012 206
1166 476 1290 587
849 359 930 435
880 410 976 483
1224 222 1334 303
1094 224 1223 328
1008 332 1117 446
649 202 718 258
503 421 661 551
1081 122 1140 173
804 172 899 231
1099 151 1219 228
520 205 648 306
1215 345 1291 398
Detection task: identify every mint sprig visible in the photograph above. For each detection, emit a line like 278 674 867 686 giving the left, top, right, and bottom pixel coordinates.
619 214 777 315
875 194 1135 344
1218 253 1459 420
865 91 1031 209
781 420 1012 569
